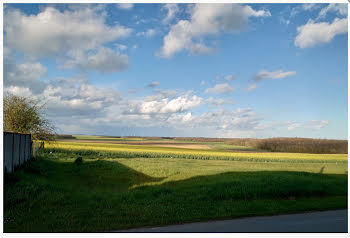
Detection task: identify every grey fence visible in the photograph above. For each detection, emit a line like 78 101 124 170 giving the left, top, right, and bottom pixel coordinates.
3 132 32 173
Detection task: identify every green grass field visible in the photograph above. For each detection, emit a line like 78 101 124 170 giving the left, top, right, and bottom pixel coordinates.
4 139 348 232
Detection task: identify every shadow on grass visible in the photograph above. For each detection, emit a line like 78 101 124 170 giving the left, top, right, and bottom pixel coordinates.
5 157 166 193
4 156 348 232
131 170 347 201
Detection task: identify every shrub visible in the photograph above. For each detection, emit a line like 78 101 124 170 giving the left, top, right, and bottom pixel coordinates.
74 157 84 164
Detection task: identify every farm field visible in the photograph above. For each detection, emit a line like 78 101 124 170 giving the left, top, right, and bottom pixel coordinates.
59 135 265 151
4 137 348 232
47 140 347 163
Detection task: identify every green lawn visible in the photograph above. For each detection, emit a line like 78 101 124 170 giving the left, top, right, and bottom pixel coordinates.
4 149 348 232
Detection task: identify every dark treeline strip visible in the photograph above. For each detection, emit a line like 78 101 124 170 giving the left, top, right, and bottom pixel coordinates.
55 134 76 139
175 137 348 154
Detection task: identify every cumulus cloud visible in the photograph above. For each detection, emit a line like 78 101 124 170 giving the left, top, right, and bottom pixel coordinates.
4 61 47 94
205 83 235 94
225 74 235 81
160 4 271 58
4 77 121 118
162 3 179 24
117 3 134 10
4 7 131 57
287 122 301 131
63 47 129 73
125 94 202 115
200 81 206 86
206 97 235 107
147 81 160 88
167 112 194 125
191 107 266 132
137 29 157 37
115 44 128 51
307 120 330 130
4 6 132 73
295 17 347 48
254 69 296 81
317 3 347 20
5 86 34 98
247 84 257 91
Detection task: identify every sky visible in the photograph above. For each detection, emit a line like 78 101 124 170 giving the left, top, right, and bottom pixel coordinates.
3 3 348 139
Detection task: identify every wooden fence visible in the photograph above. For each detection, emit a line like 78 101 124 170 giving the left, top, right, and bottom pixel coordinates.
3 132 32 173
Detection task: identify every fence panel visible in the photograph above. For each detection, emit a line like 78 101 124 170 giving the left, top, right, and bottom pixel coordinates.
26 135 31 161
4 133 14 173
20 135 25 165
13 134 20 168
3 132 32 173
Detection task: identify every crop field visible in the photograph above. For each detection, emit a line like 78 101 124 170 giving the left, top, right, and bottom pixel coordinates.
4 137 348 232
46 141 347 163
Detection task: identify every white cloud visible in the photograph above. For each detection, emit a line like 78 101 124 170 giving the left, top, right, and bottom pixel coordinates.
63 47 129 73
125 94 202 115
147 81 160 88
4 6 132 73
317 3 347 20
192 107 265 132
307 120 330 130
225 74 235 81
279 17 290 25
205 83 235 94
145 89 178 101
287 123 301 131
160 4 271 58
206 97 235 107
200 81 206 86
254 69 296 81
302 4 319 11
117 3 134 10
162 3 179 24
247 84 257 91
189 43 215 56
167 112 194 125
295 17 347 48
5 7 132 58
4 77 121 118
290 3 320 17
5 86 33 98
4 61 47 94
115 44 128 51
137 29 157 37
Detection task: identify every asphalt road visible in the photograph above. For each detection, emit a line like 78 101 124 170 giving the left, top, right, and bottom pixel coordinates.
118 209 348 232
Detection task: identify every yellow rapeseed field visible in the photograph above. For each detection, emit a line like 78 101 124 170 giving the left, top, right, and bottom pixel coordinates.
45 141 348 163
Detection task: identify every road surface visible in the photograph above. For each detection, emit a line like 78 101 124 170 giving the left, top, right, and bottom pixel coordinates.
118 209 347 232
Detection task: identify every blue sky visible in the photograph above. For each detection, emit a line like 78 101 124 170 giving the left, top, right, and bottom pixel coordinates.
3 3 348 139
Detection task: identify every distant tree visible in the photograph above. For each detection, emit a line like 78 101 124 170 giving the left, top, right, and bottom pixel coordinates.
3 93 56 140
